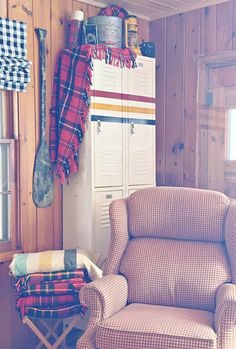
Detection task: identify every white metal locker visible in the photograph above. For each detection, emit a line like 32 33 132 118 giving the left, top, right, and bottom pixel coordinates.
127 123 155 186
93 120 123 188
93 190 123 256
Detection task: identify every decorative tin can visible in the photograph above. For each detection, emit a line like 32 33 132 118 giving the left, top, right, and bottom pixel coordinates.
124 15 140 54
87 16 122 48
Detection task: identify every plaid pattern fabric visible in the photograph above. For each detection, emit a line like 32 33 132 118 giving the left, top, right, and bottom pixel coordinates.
15 269 88 294
23 304 86 319
0 18 27 58
49 44 136 183
18 279 86 297
119 238 231 311
16 294 79 318
127 187 230 241
99 5 129 18
77 187 236 349
0 17 31 92
96 303 217 349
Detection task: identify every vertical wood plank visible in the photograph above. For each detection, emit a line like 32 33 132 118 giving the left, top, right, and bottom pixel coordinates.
8 0 37 253
72 1 88 19
165 14 185 186
207 87 225 192
51 0 72 54
50 0 72 249
200 6 216 56
138 18 149 42
0 0 7 17
232 0 236 49
183 10 201 188
216 1 233 52
88 4 99 17
150 18 166 186
8 0 34 86
0 263 11 349
33 0 54 251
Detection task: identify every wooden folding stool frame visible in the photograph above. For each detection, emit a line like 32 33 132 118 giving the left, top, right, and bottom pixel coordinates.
23 315 78 349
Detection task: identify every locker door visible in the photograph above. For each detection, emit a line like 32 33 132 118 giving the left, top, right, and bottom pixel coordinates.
93 120 123 187
93 190 123 256
127 123 155 186
92 59 122 93
124 57 155 98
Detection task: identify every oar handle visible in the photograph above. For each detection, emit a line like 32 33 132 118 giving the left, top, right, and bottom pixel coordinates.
35 28 47 142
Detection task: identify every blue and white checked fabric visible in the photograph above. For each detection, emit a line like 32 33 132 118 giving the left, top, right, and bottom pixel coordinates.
0 17 31 92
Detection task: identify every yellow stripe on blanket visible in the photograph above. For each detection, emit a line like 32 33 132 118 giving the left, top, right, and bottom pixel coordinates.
39 251 53 272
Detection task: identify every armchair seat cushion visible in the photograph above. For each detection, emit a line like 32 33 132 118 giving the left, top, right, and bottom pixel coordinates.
96 303 217 349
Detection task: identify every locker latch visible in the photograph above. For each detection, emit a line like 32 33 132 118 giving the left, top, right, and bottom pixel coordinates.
130 122 135 135
97 120 102 135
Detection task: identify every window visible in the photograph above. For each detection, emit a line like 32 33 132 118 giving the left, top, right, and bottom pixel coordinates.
0 91 18 254
226 109 236 161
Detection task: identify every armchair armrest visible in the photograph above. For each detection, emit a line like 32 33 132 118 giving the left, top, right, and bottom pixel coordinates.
214 283 236 347
77 275 128 349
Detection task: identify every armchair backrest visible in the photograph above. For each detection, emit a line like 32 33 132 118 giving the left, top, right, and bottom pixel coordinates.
107 187 236 312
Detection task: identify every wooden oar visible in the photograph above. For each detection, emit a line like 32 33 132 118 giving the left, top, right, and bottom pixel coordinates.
32 28 53 208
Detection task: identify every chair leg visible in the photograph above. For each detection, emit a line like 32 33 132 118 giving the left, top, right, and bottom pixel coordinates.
23 316 78 349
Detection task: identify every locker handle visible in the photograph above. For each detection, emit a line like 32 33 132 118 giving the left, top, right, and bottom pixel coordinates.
130 122 135 135
97 120 102 135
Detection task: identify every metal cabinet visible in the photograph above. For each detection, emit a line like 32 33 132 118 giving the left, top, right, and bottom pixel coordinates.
63 56 156 257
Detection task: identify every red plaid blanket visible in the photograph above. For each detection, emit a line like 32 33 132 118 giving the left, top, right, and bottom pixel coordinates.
15 269 88 295
16 294 79 318
23 304 86 319
50 44 136 183
18 279 86 297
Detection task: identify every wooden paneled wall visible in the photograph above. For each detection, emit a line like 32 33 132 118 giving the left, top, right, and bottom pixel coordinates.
0 1 149 348
150 0 236 187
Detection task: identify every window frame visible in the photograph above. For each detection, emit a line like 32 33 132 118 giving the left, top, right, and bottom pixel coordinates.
0 91 20 259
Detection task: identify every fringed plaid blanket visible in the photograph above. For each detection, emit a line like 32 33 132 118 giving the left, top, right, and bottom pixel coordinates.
17 278 86 297
15 269 88 294
50 44 136 183
16 294 79 318
23 304 86 319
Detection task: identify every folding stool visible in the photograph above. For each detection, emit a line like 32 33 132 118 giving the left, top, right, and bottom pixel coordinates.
23 315 78 349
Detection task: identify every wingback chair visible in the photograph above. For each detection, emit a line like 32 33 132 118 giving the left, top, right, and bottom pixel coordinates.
77 186 236 349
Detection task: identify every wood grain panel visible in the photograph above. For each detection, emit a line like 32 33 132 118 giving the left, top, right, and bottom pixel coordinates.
183 10 201 187
50 0 73 249
232 0 236 49
0 263 11 349
0 0 7 17
165 14 184 186
72 1 88 19
8 0 35 86
209 65 236 88
138 18 150 42
216 1 233 52
150 18 166 185
207 87 225 191
200 6 216 55
33 0 54 251
8 0 37 253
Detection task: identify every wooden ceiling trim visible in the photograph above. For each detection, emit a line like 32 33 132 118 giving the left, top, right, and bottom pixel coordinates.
75 0 231 20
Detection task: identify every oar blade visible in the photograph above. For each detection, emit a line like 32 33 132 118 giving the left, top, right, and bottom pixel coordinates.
32 140 54 208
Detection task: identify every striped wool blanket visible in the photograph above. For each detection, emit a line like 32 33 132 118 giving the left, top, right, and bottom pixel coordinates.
16 278 86 297
22 304 86 319
16 294 79 318
15 269 88 294
9 249 103 280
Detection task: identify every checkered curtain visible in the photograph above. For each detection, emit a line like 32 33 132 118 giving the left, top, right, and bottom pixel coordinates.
0 17 31 92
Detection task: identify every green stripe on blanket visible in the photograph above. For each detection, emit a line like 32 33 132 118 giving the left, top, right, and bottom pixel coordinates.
9 249 103 280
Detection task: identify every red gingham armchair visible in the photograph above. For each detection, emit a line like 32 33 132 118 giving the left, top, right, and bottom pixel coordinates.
77 187 236 349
